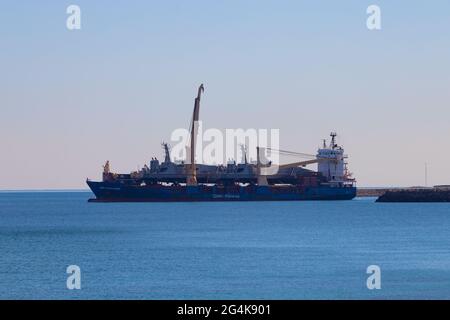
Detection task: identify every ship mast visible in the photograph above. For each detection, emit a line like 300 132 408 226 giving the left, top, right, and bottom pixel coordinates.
186 84 204 186
256 147 269 186
162 142 171 163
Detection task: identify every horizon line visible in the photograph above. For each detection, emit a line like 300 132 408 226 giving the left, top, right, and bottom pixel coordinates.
0 186 424 193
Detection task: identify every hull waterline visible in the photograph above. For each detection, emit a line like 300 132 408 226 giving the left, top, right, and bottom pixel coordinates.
87 181 356 202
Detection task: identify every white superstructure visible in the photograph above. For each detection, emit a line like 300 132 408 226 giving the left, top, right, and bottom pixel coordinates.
317 133 351 185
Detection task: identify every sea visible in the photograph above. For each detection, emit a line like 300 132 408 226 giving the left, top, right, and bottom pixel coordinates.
1 191 449 300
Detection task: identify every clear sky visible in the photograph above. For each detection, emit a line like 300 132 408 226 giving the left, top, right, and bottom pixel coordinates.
1 0 449 189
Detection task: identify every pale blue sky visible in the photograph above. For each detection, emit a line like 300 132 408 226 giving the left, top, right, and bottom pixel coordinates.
1 1 450 189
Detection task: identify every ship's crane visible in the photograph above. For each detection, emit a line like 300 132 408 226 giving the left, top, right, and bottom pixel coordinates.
263 147 335 170
255 147 321 185
161 142 171 163
186 84 204 186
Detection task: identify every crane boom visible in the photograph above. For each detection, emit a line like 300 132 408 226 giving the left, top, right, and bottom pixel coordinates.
186 84 204 186
276 157 337 170
277 159 319 170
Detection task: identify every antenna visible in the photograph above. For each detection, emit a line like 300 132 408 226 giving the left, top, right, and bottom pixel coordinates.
330 132 337 149
425 162 428 187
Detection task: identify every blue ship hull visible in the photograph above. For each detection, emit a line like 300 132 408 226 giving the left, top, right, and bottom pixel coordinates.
87 181 356 202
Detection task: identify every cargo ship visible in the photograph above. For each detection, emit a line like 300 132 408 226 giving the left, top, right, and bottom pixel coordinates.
87 85 356 202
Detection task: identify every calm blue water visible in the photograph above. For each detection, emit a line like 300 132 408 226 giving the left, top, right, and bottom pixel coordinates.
1 192 449 299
